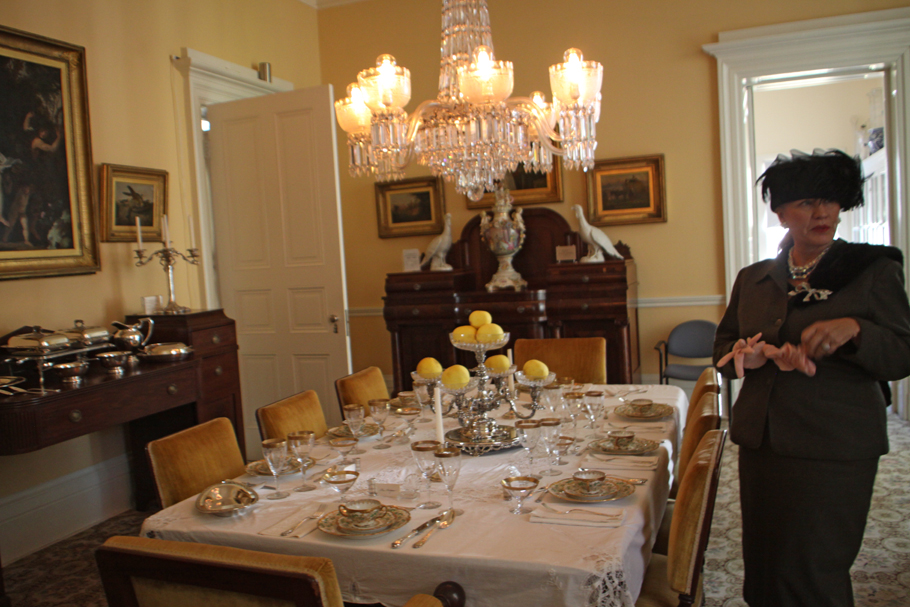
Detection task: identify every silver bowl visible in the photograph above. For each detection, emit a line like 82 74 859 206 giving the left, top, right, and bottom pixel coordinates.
96 351 131 374
54 360 89 383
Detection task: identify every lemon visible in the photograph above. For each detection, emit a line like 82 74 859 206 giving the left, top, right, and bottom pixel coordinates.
441 364 471 389
452 325 477 343
415 357 443 379
469 310 493 328
475 323 504 343
522 359 550 379
486 354 511 373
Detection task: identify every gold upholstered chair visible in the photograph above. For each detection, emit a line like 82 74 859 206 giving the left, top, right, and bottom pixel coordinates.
257 389 329 441
636 429 727 607
686 367 720 429
513 337 607 384
96 535 454 607
145 417 246 509
335 366 390 418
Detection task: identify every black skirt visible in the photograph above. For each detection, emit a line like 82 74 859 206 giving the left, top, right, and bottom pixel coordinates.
738 438 878 607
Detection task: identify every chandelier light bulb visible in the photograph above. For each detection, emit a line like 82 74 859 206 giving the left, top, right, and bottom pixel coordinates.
358 54 411 113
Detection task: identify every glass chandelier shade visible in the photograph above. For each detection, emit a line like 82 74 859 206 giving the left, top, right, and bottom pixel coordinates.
334 0 603 201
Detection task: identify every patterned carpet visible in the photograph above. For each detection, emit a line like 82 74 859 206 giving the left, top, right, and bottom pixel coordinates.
4 413 909 607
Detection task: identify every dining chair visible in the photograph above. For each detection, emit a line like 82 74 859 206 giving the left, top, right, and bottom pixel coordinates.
335 366 390 418
257 389 329 441
687 367 720 429
513 337 607 384
654 320 717 386
652 391 722 555
97 535 462 607
145 417 246 509
635 429 727 607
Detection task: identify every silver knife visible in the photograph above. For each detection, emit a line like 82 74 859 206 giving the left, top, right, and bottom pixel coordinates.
391 514 443 549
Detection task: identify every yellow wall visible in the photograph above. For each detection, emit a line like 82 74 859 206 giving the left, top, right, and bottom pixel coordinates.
0 0 321 498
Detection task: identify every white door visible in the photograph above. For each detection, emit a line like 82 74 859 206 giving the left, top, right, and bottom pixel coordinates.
207 85 351 456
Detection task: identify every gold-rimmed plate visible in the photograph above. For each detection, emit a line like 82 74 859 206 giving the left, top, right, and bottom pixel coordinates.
589 437 660 456
327 423 380 439
245 457 307 477
335 510 396 534
318 506 410 538
614 403 675 420
547 478 634 503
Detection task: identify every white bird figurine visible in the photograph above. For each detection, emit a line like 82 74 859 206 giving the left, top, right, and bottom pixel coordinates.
572 205 623 262
421 213 453 271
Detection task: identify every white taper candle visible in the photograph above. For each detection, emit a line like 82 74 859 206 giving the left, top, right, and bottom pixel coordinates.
162 214 170 247
135 217 143 249
507 348 515 394
434 387 445 444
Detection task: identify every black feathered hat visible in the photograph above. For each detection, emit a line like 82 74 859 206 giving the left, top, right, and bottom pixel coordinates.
757 149 866 211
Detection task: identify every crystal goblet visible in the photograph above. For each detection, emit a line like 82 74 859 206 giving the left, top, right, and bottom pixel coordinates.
342 404 367 455
288 430 316 492
262 438 290 500
410 440 442 510
538 418 563 476
368 399 391 450
502 476 539 515
323 470 359 503
434 446 463 516
330 437 358 467
515 419 541 473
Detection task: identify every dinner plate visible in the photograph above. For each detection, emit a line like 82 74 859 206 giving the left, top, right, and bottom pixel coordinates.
335 510 396 534
317 506 410 538
561 478 621 500
614 403 675 420
547 478 634 503
589 437 660 456
195 482 259 516
245 457 307 477
327 423 380 439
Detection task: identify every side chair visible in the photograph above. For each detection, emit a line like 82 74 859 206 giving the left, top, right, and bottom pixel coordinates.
335 366 390 418
636 429 727 607
146 417 246 509
513 337 607 384
687 367 720 429
257 389 329 441
655 320 717 385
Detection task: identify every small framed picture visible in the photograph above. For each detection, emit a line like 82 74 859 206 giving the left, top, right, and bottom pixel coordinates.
585 155 667 226
466 160 563 209
99 164 168 242
376 177 445 238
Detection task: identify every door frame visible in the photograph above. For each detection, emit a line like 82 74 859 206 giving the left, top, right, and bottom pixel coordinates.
171 48 293 308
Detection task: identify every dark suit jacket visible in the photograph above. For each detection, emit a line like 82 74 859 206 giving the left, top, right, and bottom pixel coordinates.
714 240 910 460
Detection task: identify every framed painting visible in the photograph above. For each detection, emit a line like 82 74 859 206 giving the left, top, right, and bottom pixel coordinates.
585 155 667 226
0 25 99 279
466 160 563 209
376 177 445 238
99 164 168 242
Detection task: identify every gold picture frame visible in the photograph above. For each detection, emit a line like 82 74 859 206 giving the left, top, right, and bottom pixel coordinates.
0 25 99 279
376 177 445 238
586 154 667 226
466 160 563 209
99 164 168 242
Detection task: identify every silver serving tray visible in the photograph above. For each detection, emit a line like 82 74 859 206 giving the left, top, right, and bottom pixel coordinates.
444 425 520 456
195 482 259 516
138 342 194 362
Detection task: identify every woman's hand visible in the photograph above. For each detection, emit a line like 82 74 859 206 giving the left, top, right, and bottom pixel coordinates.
801 318 861 359
764 343 817 376
716 333 767 378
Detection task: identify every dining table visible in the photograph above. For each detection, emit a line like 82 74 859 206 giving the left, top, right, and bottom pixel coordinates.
140 383 688 607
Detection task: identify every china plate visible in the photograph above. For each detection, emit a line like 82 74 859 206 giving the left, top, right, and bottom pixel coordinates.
335 510 396 534
318 506 410 538
614 403 675 420
589 437 660 456
245 457 308 477
195 482 259 516
548 478 634 503
561 478 622 500
327 423 380 439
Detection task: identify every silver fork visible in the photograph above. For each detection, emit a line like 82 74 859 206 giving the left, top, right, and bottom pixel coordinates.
539 503 622 518
280 504 327 537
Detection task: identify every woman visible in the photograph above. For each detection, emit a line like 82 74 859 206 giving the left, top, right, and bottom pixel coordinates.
714 149 910 607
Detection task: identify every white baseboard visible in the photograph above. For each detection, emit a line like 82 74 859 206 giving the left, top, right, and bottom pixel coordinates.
0 454 133 564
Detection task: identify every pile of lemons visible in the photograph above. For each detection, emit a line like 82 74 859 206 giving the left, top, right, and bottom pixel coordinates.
415 356 471 389
452 310 504 344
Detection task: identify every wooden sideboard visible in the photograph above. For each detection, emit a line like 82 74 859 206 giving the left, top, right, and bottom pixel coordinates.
383 208 640 392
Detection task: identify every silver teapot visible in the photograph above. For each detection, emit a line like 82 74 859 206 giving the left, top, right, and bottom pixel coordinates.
111 317 154 350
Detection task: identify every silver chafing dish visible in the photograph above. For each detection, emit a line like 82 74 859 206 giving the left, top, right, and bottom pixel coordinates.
5 327 72 355
60 320 110 347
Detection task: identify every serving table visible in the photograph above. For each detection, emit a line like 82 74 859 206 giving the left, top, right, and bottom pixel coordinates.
140 385 687 607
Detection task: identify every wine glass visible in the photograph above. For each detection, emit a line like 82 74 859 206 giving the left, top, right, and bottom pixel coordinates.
515 419 541 473
412 381 434 423
558 377 576 397
502 476 539 515
369 399 391 450
434 446 463 516
397 407 420 434
537 418 562 476
410 440 442 509
584 391 605 438
342 404 367 455
540 385 562 415
565 392 585 453
261 438 290 500
330 437 358 467
552 436 574 466
288 430 316 492
323 470 359 503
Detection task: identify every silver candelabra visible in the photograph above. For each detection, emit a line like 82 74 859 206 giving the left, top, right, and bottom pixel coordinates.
134 245 200 314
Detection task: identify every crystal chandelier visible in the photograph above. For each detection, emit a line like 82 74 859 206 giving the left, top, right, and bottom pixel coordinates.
333 0 603 202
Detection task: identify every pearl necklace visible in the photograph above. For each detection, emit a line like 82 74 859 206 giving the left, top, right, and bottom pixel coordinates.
788 244 832 280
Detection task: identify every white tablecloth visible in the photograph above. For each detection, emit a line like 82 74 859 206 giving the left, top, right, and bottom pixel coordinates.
141 384 687 607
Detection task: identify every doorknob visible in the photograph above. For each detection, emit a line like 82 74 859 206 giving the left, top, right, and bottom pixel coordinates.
329 314 340 333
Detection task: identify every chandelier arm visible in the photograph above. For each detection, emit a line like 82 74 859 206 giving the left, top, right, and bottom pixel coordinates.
506 98 566 157
404 99 446 145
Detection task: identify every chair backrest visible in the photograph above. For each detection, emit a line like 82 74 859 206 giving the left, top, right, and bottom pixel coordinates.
687 367 720 429
667 429 727 600
672 392 721 497
666 320 717 359
257 390 329 441
513 337 607 384
96 535 345 607
335 366 390 417
146 417 246 509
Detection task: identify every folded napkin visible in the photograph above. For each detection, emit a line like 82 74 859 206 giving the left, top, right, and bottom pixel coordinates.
258 503 329 538
529 507 624 527
605 422 670 433
580 454 660 471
